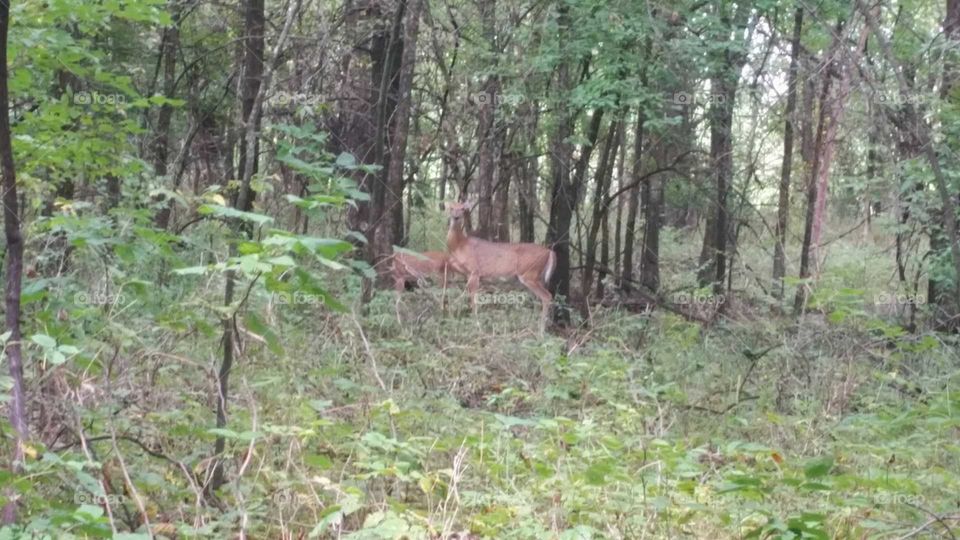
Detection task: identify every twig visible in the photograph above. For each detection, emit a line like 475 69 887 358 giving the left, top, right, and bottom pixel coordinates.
109 424 153 539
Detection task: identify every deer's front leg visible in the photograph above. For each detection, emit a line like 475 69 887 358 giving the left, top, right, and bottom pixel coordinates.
467 274 480 315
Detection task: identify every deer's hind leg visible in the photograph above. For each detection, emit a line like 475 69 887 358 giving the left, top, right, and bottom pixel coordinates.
518 275 553 333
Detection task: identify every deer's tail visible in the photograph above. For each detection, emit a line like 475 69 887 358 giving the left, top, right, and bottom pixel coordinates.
542 249 557 285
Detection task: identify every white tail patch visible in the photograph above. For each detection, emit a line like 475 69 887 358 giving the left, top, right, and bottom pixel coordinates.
542 250 557 285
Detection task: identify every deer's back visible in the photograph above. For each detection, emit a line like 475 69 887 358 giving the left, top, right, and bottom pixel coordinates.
453 238 552 278
394 251 448 277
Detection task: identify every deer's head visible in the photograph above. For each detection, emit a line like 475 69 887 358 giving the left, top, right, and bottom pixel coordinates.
445 200 473 232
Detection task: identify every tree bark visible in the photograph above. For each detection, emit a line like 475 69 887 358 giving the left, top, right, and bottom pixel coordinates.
698 4 751 294
367 0 406 283
773 7 803 299
613 120 627 281
0 0 28 524
640 132 664 293
621 107 645 291
544 7 576 324
796 17 870 313
795 47 834 314
154 11 181 229
475 0 498 239
233 0 265 210
493 150 511 241
381 0 424 254
581 119 621 305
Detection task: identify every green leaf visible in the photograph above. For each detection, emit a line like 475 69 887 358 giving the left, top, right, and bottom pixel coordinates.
268 255 297 267
335 152 357 168
31 334 57 349
803 457 834 479
173 265 210 275
198 204 274 225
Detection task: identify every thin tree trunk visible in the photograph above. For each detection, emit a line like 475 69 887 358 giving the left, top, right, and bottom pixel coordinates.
234 0 265 210
0 0 28 524
517 102 539 243
382 0 424 251
773 7 803 299
613 120 626 280
640 137 663 293
795 50 833 314
796 17 869 312
544 10 576 323
621 108 645 291
369 0 405 272
154 13 180 229
582 119 620 305
493 153 511 241
211 0 298 492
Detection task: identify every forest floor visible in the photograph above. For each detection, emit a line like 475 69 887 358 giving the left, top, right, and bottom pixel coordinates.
33 227 960 539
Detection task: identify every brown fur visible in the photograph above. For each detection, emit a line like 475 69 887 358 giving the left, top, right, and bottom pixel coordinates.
391 250 451 292
445 202 556 330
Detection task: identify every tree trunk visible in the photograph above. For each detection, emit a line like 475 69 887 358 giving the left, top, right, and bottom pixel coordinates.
153 18 180 229
544 9 576 323
929 0 960 326
621 108 645 291
493 151 511 241
581 119 620 305
613 120 627 280
211 0 298 492
795 51 833 314
381 0 424 254
698 5 752 295
233 0 264 211
772 7 803 299
517 148 537 242
795 18 869 313
640 134 664 293
368 0 406 279
0 0 29 524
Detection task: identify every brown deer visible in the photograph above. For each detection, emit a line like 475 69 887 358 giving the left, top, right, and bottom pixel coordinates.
390 250 451 293
445 201 556 330
389 249 453 322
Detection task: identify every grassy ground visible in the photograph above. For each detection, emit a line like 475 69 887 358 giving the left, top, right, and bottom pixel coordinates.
14 225 960 539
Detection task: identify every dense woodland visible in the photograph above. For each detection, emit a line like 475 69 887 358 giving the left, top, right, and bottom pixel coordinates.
0 0 959 537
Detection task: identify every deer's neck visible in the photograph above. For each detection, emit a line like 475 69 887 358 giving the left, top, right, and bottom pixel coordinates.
447 221 469 252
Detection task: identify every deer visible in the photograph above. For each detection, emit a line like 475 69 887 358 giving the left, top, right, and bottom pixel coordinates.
390 250 451 291
389 249 453 320
445 201 556 331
